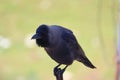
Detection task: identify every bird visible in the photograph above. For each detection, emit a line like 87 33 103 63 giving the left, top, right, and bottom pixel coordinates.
31 24 96 78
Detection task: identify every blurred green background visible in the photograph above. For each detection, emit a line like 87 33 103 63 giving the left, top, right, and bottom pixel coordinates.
0 0 118 80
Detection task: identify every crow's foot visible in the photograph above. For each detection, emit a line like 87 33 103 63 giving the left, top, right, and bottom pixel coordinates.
54 64 68 80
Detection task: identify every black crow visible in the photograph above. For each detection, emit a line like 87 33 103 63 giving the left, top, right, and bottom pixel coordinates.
31 24 96 77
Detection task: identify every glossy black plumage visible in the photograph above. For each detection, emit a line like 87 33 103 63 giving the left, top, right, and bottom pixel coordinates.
32 24 96 69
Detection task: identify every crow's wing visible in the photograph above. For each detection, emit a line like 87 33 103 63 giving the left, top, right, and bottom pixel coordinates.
62 29 96 68
61 29 85 55
63 31 78 48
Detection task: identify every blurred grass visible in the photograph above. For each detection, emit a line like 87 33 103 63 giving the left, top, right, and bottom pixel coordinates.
0 0 118 80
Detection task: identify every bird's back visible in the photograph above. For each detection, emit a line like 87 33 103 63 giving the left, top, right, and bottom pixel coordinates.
47 25 72 47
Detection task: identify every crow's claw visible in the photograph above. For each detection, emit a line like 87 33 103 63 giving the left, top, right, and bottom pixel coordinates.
53 64 68 80
54 67 65 76
54 67 61 76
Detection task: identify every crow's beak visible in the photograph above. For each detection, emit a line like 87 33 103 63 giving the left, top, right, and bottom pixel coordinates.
31 33 41 39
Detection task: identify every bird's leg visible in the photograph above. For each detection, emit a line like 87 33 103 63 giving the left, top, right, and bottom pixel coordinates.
54 64 61 76
62 65 68 73
54 64 68 80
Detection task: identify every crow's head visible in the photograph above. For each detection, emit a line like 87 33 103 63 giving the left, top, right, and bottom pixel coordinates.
31 24 49 47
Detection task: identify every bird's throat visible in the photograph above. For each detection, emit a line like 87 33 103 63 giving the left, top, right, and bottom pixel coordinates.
36 38 49 47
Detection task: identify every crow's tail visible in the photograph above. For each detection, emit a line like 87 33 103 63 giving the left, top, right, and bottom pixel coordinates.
77 56 96 69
